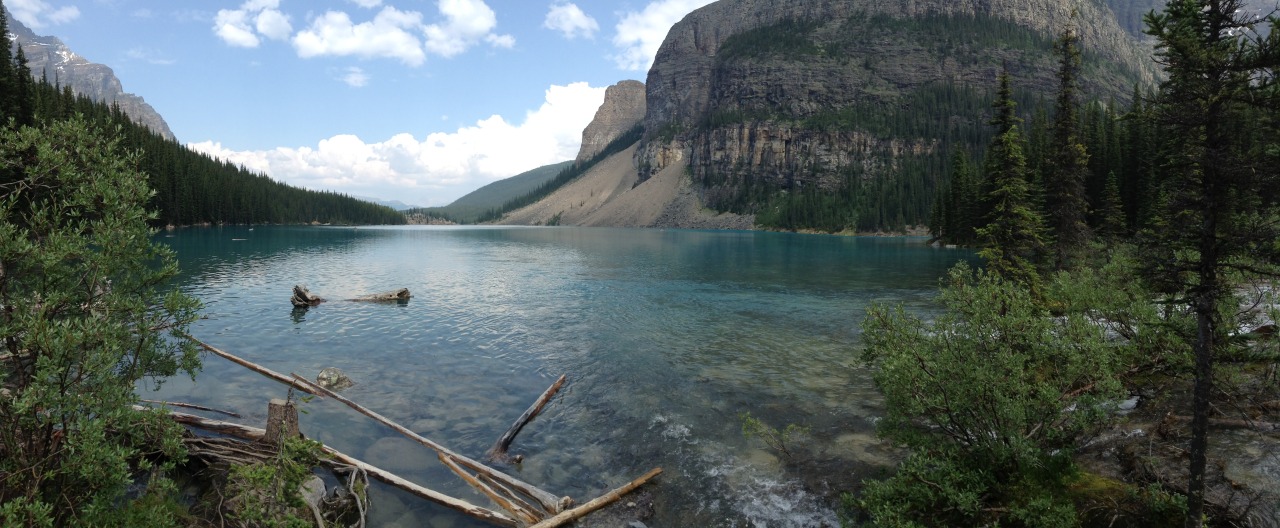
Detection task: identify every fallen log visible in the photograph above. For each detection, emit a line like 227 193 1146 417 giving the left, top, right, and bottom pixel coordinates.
351 288 412 302
188 337 321 397
150 407 519 527
289 373 568 514
291 285 325 307
527 468 663 528
486 374 566 464
438 453 543 525
139 399 242 418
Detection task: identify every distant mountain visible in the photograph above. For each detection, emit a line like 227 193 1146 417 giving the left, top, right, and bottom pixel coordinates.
408 160 573 223
4 7 175 139
351 196 423 211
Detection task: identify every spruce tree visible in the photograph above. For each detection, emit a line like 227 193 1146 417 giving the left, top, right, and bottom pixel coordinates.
0 1 16 125
976 71 1048 289
1142 1 1280 525
1044 27 1092 269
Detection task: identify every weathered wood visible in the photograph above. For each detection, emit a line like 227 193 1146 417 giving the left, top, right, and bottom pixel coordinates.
139 399 242 418
150 407 519 527
188 337 321 397
486 374 566 464
289 373 567 514
438 453 542 525
351 288 412 302
527 468 663 528
291 285 325 307
264 398 300 446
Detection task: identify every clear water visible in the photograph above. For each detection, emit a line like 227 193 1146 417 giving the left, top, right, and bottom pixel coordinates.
149 225 974 527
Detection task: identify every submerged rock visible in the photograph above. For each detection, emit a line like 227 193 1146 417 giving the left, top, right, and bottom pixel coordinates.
316 367 354 391
291 285 325 307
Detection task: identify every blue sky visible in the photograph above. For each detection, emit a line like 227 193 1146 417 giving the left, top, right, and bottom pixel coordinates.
6 0 716 207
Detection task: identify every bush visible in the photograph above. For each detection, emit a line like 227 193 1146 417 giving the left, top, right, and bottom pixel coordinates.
0 117 201 525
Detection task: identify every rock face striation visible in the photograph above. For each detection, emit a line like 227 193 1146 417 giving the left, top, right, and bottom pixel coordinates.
575 80 647 164
634 0 1160 222
5 11 175 139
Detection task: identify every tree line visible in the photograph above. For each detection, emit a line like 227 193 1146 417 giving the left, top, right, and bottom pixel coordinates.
858 2 1280 527
0 24 404 227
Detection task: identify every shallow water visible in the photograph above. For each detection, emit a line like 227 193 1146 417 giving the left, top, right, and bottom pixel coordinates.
149 225 973 527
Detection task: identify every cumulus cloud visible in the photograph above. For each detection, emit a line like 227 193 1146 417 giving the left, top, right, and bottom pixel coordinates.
188 83 607 206
293 7 425 65
544 1 597 40
7 0 80 29
349 0 382 7
424 0 515 57
612 0 714 71
213 0 292 48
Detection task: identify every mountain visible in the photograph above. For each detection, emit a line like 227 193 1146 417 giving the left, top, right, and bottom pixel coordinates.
352 196 423 211
4 8 175 139
576 80 646 164
493 0 1163 231
407 160 573 223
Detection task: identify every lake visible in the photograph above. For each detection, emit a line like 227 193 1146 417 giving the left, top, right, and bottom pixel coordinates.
150 225 973 527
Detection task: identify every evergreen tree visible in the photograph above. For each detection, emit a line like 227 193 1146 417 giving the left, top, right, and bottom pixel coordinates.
1141 1 1280 525
1096 171 1126 240
976 70 1048 289
1044 26 1092 269
0 3 16 125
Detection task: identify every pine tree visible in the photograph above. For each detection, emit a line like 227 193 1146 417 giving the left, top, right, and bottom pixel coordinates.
976 70 1048 289
1141 1 1280 525
0 1 16 125
1043 26 1092 269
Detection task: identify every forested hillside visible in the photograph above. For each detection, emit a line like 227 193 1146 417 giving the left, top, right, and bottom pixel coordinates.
0 21 404 227
407 160 572 223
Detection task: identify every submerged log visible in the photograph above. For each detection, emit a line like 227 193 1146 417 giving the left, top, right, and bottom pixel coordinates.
486 375 566 464
291 285 325 307
527 468 663 528
351 288 412 302
289 373 568 514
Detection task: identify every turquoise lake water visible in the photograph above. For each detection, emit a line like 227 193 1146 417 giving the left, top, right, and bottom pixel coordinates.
151 225 973 527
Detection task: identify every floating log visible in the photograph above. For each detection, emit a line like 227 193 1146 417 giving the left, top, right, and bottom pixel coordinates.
486 375 566 464
351 288 412 302
438 453 543 525
291 285 325 307
188 337 321 397
139 399 242 418
289 373 568 514
527 467 663 528
150 407 519 527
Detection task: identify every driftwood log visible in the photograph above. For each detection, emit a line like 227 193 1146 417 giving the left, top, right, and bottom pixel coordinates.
151 408 519 527
291 285 325 307
351 288 412 302
486 375 566 464
528 468 663 528
188 337 322 397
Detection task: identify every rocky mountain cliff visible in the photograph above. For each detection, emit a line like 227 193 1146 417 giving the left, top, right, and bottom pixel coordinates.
631 0 1161 229
575 80 646 164
5 10 174 139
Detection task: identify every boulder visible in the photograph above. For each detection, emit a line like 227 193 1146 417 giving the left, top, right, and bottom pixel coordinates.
316 367 354 391
291 285 325 307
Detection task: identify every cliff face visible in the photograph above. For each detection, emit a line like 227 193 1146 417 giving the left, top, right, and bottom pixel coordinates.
6 13 175 140
575 80 646 164
635 0 1160 222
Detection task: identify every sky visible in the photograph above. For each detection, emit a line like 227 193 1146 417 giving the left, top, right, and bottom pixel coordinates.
6 0 717 207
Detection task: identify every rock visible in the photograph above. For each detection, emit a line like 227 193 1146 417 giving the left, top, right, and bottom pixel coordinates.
291 285 325 307
576 80 647 164
629 522 648 528
316 367 354 391
300 476 325 510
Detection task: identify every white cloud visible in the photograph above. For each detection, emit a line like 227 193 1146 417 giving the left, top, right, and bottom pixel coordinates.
213 0 291 47
293 7 427 65
544 1 598 40
188 83 608 206
340 66 369 87
612 0 714 71
8 0 81 29
423 0 514 58
348 0 382 8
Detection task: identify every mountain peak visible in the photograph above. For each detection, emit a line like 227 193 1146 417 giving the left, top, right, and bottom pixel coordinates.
5 9 175 140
